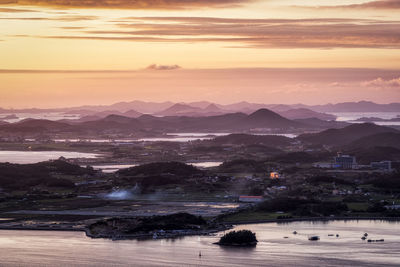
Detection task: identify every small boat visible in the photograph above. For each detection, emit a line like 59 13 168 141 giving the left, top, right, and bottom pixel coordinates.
293 231 297 235
309 236 320 241
361 236 367 240
364 233 368 237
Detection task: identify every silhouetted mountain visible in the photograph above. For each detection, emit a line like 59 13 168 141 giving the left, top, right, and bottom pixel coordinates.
309 101 400 112
240 109 302 129
187 101 214 109
74 115 143 134
298 123 398 146
0 119 72 133
344 146 400 164
204 103 223 113
123 109 143 118
347 132 400 149
156 103 203 116
0 160 94 191
352 117 400 122
278 108 336 120
65 100 173 113
293 118 349 129
272 152 323 164
210 133 292 147
118 162 203 176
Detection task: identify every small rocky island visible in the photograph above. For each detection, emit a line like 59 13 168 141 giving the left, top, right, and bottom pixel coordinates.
86 213 230 240
215 230 258 247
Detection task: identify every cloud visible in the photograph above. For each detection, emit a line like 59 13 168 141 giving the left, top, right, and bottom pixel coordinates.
0 15 98 21
0 7 36 12
0 0 253 10
296 0 400 10
32 17 400 49
146 64 181 70
362 77 400 89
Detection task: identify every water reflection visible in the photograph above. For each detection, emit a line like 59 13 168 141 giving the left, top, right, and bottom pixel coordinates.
0 151 100 164
0 220 399 266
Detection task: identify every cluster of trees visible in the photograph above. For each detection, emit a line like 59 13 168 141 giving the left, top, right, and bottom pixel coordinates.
118 162 203 176
89 213 207 235
257 197 348 216
218 230 257 246
0 160 93 190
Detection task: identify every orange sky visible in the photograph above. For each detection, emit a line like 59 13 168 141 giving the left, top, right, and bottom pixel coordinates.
0 0 399 108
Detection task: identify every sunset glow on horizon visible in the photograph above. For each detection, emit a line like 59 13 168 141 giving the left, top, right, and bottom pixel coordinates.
1 0 399 108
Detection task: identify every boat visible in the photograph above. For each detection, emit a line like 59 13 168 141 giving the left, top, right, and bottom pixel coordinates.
309 236 320 241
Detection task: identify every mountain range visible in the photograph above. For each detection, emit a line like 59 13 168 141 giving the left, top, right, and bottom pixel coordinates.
0 108 343 135
1 101 399 117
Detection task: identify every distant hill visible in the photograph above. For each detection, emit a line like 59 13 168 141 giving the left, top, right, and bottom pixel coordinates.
123 109 143 118
0 108 316 135
155 103 203 116
75 115 143 133
0 119 72 133
0 160 94 191
118 162 203 177
278 108 336 120
344 146 400 164
347 132 400 149
2 100 400 116
298 123 398 146
240 109 302 129
271 152 323 164
155 103 228 117
211 133 292 147
293 118 348 129
64 100 174 114
353 117 400 122
309 101 400 112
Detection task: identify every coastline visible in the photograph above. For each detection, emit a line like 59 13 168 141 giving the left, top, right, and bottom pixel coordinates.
223 216 400 225
1 216 399 237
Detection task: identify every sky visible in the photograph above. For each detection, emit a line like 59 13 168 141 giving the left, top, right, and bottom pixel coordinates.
0 0 399 108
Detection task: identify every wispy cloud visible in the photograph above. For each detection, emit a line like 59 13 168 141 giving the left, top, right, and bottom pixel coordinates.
30 17 400 49
296 0 400 10
0 0 253 10
0 15 98 21
0 7 37 12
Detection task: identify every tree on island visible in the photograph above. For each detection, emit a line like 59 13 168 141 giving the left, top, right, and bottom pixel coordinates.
217 230 258 246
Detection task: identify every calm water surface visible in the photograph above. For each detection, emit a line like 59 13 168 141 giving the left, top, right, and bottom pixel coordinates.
0 220 399 266
0 151 99 164
330 112 400 125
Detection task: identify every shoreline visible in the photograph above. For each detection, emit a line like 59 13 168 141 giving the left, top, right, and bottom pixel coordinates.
1 216 399 235
223 216 400 225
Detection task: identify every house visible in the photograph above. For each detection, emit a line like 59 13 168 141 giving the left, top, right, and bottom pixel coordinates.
239 196 264 203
